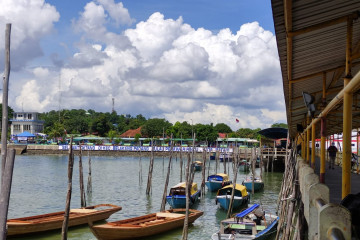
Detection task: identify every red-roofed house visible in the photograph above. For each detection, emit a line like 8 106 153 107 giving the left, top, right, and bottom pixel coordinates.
218 133 227 138
120 127 142 138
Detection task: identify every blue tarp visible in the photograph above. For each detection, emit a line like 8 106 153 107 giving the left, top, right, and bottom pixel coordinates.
16 131 36 137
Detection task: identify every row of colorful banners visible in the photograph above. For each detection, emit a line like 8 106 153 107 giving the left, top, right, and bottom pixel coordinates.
58 145 233 152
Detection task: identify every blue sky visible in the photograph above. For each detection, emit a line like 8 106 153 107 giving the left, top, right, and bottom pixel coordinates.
0 0 285 130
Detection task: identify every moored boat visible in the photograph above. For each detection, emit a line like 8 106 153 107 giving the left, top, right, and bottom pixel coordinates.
194 160 203 171
216 184 249 211
242 176 264 192
166 182 201 208
239 159 250 172
89 208 203 240
211 204 279 240
7 204 122 236
205 173 232 192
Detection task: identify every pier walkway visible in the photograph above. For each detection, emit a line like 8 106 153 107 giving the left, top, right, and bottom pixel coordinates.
313 156 360 204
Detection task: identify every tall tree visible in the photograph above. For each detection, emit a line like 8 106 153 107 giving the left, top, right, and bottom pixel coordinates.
214 123 232 133
141 118 172 138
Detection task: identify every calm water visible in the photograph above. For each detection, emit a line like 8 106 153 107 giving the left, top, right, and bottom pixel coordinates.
8 154 283 240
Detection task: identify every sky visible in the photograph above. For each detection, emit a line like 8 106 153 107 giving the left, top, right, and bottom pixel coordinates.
0 0 285 131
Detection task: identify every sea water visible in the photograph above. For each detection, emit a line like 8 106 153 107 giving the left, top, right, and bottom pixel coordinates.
8 154 283 240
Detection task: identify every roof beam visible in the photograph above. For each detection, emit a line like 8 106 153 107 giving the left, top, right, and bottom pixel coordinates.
288 12 359 38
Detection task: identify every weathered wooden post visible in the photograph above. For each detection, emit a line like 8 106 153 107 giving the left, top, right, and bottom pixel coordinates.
201 147 207 197
1 24 11 179
0 149 15 240
79 144 86 207
227 153 240 219
61 138 74 240
182 153 192 240
146 138 155 195
87 151 92 194
160 137 174 211
138 142 142 184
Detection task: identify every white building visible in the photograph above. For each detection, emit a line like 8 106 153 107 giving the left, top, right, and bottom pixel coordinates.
10 112 44 136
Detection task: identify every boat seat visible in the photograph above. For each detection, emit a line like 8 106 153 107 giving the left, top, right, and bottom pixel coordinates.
70 209 96 213
156 212 184 218
256 225 266 231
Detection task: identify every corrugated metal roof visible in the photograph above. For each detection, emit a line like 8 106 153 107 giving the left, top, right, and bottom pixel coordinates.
272 0 360 138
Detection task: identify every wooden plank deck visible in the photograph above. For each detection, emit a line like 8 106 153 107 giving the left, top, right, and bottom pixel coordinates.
313 156 360 204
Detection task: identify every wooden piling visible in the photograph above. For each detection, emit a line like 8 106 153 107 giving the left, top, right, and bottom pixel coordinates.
160 139 174 211
138 142 142 184
0 149 15 240
87 151 92 194
61 138 74 240
182 152 192 240
146 138 155 195
78 145 86 207
1 24 11 178
226 153 240 218
201 147 207 197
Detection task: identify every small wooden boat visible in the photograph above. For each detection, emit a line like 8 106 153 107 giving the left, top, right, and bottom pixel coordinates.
242 176 264 192
216 184 249 211
194 161 203 171
239 159 250 172
211 204 279 240
205 173 232 192
166 182 201 208
7 204 122 236
89 208 204 240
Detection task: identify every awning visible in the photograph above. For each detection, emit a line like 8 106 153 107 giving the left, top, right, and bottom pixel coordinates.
258 128 288 140
16 131 35 137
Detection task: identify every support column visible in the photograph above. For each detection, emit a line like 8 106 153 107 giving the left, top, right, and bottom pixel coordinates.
320 117 326 183
343 77 352 198
306 117 310 163
342 17 353 199
301 133 306 159
311 123 316 169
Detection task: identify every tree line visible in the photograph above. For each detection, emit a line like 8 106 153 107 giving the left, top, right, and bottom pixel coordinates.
1 105 287 143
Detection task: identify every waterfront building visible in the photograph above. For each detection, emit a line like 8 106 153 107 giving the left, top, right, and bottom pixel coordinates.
10 112 44 136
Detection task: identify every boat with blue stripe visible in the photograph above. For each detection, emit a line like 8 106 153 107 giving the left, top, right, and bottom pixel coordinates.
205 173 232 192
216 184 249 211
211 204 279 239
166 182 201 208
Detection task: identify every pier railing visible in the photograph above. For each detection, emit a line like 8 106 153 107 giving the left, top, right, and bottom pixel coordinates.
297 157 351 239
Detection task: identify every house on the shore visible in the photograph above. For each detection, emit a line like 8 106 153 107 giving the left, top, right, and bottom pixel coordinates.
10 112 44 136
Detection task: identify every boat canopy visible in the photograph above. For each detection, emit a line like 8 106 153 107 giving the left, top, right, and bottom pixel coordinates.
170 182 198 195
217 184 248 197
207 173 229 182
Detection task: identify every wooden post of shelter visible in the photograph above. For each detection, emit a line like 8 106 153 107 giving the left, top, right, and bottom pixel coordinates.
0 149 15 240
342 17 353 199
311 122 316 169
61 138 74 240
320 118 326 183
1 24 11 179
306 117 310 163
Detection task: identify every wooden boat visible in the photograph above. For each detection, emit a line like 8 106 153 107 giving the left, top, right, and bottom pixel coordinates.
211 204 279 240
166 182 201 208
89 208 203 240
216 184 249 211
239 159 250 172
205 173 232 192
7 204 122 236
194 160 203 171
242 176 264 192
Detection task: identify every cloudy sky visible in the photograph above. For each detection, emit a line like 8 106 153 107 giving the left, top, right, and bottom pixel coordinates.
0 0 285 130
